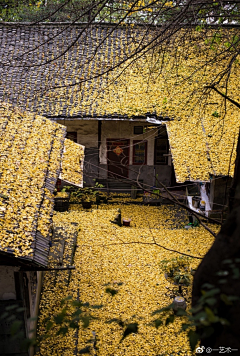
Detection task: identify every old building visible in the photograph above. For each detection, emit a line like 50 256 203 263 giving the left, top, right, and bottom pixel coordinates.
0 23 239 209
0 103 84 355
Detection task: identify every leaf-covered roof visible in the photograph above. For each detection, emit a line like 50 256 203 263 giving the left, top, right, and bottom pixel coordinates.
0 23 239 182
0 102 66 266
0 103 86 265
60 139 84 187
0 23 150 118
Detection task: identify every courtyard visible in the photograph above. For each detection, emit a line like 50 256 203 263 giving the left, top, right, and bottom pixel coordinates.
36 202 217 356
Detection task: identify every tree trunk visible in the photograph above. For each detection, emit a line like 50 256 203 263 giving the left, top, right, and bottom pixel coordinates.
192 130 240 352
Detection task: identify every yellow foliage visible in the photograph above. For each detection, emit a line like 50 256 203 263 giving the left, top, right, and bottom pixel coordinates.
60 139 84 187
0 102 66 257
36 204 217 355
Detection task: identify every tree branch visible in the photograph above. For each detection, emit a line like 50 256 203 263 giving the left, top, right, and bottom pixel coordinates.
206 85 240 109
84 241 203 259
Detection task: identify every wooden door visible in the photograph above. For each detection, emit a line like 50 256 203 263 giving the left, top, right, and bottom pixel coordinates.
107 139 129 178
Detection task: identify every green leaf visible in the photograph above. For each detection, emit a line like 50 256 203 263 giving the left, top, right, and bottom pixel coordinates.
202 326 214 338
90 304 103 309
219 317 230 326
46 321 54 331
190 304 203 314
176 309 188 316
222 259 232 264
200 288 220 299
79 346 91 354
57 326 68 336
218 279 227 284
188 330 200 351
69 321 79 329
152 303 174 315
105 287 118 296
106 318 124 327
82 302 90 307
216 270 229 276
224 41 231 48
195 25 203 32
71 300 83 308
212 111 219 118
10 320 22 335
16 307 25 313
73 309 82 317
54 310 67 325
220 294 233 305
232 268 240 279
227 295 240 302
205 297 217 306
81 316 90 328
181 323 190 331
6 315 16 322
121 322 138 342
60 295 73 306
5 304 18 311
165 314 174 325
192 311 208 322
204 307 218 323
0 312 9 320
201 283 215 289
154 319 163 328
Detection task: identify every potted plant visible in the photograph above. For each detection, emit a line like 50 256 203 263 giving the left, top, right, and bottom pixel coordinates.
173 272 191 286
159 256 193 295
71 182 104 209
54 188 70 212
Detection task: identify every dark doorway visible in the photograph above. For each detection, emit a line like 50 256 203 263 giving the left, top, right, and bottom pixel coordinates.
107 139 129 179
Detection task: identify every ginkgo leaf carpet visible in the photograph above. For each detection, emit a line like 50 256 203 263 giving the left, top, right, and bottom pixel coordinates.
36 204 217 356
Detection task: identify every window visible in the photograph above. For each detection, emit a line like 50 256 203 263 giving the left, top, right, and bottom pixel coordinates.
134 126 143 135
66 132 77 143
133 140 147 165
155 138 169 165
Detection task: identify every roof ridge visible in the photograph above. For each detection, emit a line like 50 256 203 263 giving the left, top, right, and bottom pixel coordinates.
0 22 240 28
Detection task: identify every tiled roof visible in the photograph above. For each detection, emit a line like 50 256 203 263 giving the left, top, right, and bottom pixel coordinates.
1 24 239 182
0 23 152 118
0 102 66 266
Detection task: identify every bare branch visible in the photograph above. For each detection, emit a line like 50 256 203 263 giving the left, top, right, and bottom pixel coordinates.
205 85 240 109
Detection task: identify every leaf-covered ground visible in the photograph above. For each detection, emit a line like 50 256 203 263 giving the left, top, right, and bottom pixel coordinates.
37 203 217 356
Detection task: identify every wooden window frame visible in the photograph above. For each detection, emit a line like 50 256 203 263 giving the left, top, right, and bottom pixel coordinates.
132 140 147 165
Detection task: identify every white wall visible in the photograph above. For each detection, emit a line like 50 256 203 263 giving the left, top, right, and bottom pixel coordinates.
57 120 98 148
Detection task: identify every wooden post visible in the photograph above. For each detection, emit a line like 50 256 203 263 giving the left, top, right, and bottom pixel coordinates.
98 120 102 178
